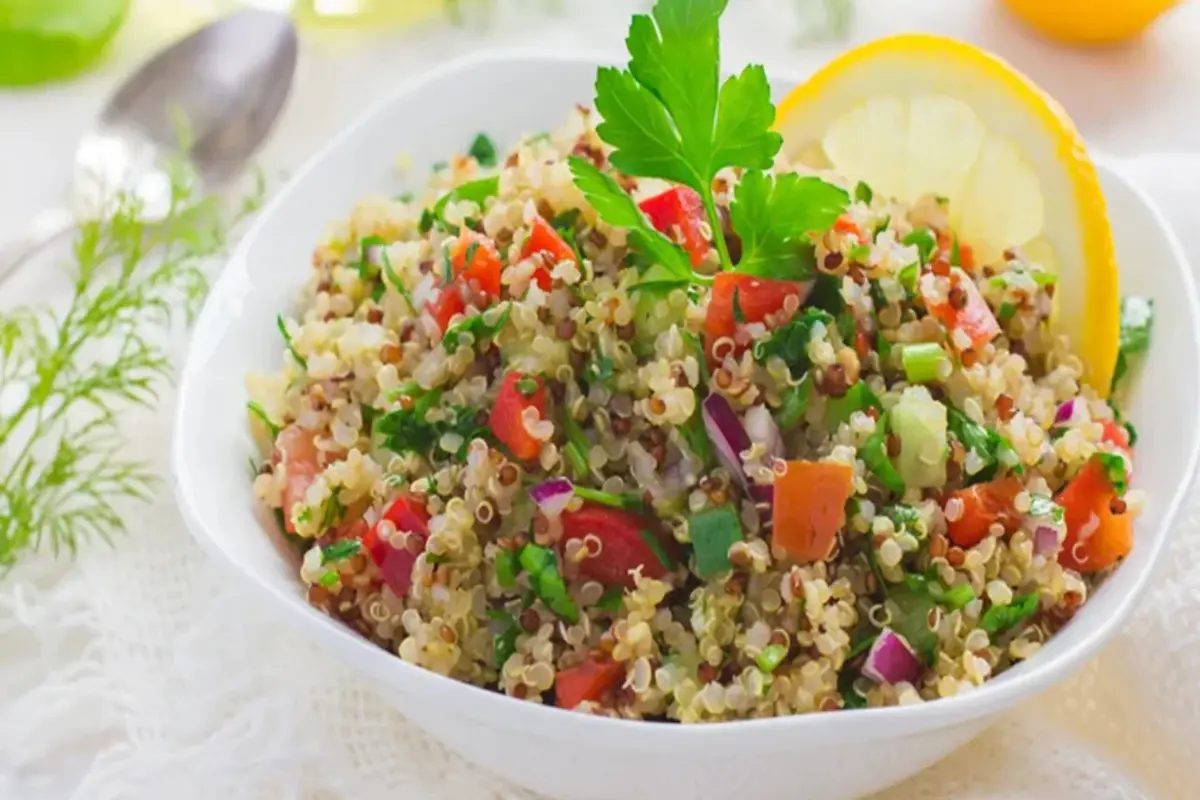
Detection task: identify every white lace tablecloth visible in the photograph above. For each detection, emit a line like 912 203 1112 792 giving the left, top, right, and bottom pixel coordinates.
0 154 1196 800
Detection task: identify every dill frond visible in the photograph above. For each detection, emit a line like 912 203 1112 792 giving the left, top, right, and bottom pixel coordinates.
0 162 265 570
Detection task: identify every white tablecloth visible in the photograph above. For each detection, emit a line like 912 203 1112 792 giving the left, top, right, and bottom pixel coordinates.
4 3 1200 799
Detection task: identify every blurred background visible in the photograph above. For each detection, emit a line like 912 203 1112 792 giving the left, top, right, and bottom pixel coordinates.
0 0 1197 247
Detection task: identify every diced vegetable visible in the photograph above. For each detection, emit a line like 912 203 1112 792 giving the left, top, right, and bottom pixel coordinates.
890 386 948 489
825 380 881 429
860 412 905 495
903 229 936 263
1057 458 1133 573
946 406 1021 485
979 593 1039 636
638 185 712 267
704 273 810 362
451 230 503 298
688 505 744 578
495 548 520 589
521 215 576 291
362 495 430 598
426 284 467 334
555 657 625 709
944 477 1023 548
755 643 788 673
518 543 580 622
560 504 672 588
776 373 812 430
901 342 948 384
771 460 854 563
489 372 547 461
862 627 922 685
701 393 762 502
886 585 939 665
923 268 1000 351
529 477 576 518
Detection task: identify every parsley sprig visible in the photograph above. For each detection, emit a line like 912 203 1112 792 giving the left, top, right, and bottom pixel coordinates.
572 0 848 288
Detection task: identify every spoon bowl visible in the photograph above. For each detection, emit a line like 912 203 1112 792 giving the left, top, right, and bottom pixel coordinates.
0 9 298 283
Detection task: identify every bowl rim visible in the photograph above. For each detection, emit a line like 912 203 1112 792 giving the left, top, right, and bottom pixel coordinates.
172 49 1200 744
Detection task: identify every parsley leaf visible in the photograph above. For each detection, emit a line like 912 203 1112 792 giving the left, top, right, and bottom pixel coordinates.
443 303 511 355
468 132 498 167
567 156 696 288
903 229 937 264
854 181 873 204
592 0 781 270
980 593 1039 636
1094 452 1129 494
729 170 848 280
751 307 834 373
432 176 500 229
276 314 306 369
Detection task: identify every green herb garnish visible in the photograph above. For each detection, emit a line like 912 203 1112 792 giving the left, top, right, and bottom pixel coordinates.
1093 452 1129 494
730 170 848 279
431 176 500 230
277 314 306 369
688 505 743 578
854 181 873 204
468 132 498 167
1028 495 1064 524
860 411 905 495
488 609 520 667
247 400 280 439
946 406 1022 484
903 229 936 264
980 593 1039 636
752 307 834 373
887 584 939 665
574 486 645 511
321 539 361 563
591 0 782 273
495 548 520 589
897 262 919 296
518 543 580 623
776 373 812 430
443 303 511 354
824 380 882 429
594 586 625 612
639 529 676 571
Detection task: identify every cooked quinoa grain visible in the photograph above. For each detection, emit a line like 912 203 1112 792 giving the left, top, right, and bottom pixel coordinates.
247 109 1148 720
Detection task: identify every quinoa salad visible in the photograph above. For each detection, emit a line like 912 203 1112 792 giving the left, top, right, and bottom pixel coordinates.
246 0 1153 722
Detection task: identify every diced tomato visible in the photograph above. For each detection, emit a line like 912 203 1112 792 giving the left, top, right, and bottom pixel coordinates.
362 495 430 597
638 186 712 267
936 231 976 271
1100 419 1132 456
276 426 320 534
771 460 854 563
703 272 808 363
923 268 1001 351
555 657 626 710
834 214 868 244
1057 459 1133 573
945 477 1024 548
425 284 466 334
451 230 503 298
522 216 575 291
488 372 548 461
560 504 671 588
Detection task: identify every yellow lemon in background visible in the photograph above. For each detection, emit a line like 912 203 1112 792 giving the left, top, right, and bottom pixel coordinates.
1001 0 1181 45
774 35 1120 394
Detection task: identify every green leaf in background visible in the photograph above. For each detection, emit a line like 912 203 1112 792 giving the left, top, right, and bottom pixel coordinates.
0 0 130 86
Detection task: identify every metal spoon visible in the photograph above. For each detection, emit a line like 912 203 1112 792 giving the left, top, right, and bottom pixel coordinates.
0 9 298 286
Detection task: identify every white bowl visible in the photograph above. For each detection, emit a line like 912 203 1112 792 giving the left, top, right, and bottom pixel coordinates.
173 52 1200 800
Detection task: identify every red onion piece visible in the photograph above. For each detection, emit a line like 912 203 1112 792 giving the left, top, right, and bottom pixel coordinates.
862 627 922 685
1033 525 1060 556
1053 399 1077 426
529 477 575 517
703 393 751 483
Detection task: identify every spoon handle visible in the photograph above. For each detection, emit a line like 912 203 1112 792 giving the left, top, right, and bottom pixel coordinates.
0 207 77 289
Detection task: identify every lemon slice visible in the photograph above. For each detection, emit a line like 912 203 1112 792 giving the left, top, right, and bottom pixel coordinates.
775 34 1118 395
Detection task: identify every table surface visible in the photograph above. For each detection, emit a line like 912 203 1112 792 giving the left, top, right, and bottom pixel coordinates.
1 0 1199 251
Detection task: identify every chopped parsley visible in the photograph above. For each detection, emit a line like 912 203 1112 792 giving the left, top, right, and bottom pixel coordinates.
980 593 1039 636
443 303 511 354
276 314 306 369
468 132 498 167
